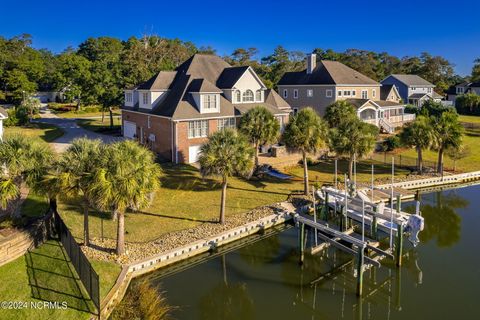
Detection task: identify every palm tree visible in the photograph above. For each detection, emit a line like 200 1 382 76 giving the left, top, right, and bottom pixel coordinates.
199 129 254 224
282 107 327 195
239 106 280 166
90 140 161 256
324 100 357 128
0 135 54 218
56 138 103 246
431 111 464 174
399 115 434 174
328 117 378 180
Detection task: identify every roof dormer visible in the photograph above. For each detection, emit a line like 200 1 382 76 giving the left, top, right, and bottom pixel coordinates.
188 78 222 113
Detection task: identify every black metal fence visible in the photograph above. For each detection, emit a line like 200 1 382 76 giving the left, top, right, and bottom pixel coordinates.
369 152 454 172
53 209 100 314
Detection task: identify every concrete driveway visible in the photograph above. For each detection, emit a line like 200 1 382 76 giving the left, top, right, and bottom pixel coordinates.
34 108 123 152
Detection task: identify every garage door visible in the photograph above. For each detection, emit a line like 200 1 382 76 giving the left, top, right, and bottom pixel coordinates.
123 121 136 139
188 145 202 163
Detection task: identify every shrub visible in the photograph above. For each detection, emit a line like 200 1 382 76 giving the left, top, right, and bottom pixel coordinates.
3 107 29 127
298 157 317 166
383 135 401 151
47 102 77 112
111 281 176 320
455 93 480 115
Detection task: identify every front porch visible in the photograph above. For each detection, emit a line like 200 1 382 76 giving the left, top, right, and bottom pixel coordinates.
357 101 415 133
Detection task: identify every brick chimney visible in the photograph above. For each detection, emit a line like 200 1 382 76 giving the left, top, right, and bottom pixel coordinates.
306 53 316 74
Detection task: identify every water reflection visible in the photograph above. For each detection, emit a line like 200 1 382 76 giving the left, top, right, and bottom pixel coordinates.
135 186 480 320
238 231 280 266
199 255 254 320
409 190 468 247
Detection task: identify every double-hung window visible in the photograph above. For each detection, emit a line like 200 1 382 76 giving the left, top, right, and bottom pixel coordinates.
126 92 133 103
372 89 376 98
255 90 262 101
203 94 217 110
361 90 368 99
142 92 149 105
283 89 288 98
217 117 236 130
293 89 298 99
188 120 209 138
307 89 313 97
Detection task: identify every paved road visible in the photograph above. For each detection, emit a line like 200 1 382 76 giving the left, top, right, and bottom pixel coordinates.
34 108 123 152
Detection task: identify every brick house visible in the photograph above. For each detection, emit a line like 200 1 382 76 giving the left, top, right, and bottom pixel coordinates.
122 54 291 163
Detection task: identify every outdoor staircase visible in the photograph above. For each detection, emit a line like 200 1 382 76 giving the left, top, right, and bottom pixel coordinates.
379 118 394 134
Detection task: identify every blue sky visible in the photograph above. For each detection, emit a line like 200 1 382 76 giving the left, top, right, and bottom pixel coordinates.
1 0 479 75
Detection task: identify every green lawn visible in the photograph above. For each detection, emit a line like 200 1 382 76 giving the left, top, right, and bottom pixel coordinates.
459 114 480 124
0 240 120 320
58 111 121 119
57 160 412 244
58 163 303 243
20 192 49 218
76 117 121 134
390 123 480 173
4 123 64 143
286 158 411 186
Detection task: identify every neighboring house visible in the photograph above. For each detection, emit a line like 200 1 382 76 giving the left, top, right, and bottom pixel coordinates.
277 54 413 133
33 91 65 103
0 107 8 141
381 74 443 107
446 82 480 104
122 54 291 164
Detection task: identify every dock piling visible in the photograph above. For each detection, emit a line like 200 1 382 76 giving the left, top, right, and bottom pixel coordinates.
299 222 305 265
356 247 364 296
395 224 403 267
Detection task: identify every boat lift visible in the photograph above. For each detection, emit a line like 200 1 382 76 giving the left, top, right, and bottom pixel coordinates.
294 158 425 297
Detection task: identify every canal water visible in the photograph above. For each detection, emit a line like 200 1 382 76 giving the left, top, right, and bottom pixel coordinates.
136 184 480 320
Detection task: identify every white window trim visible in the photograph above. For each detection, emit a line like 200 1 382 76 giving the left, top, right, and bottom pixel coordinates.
235 90 241 102
188 120 209 139
283 89 288 98
242 90 254 102
372 89 376 98
142 92 149 105
147 116 151 129
293 89 298 99
217 117 236 131
326 89 333 98
361 90 368 99
307 89 313 97
255 90 262 102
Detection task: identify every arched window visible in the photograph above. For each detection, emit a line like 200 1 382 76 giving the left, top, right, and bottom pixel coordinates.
255 90 262 101
242 90 254 102
235 90 241 102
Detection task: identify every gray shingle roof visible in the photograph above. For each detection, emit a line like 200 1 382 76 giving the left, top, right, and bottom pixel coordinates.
345 98 404 109
380 84 395 100
409 93 430 99
278 60 378 86
387 74 434 87
124 54 291 120
137 71 177 90
187 78 222 93
216 66 249 89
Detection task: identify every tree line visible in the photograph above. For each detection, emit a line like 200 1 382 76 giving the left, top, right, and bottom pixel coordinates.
1 34 479 107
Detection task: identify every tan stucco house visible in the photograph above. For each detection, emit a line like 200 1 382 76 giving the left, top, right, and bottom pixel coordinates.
277 54 414 133
121 54 291 163
0 107 7 141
